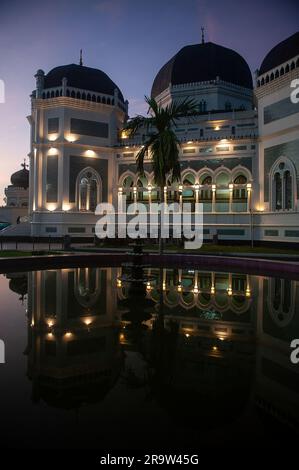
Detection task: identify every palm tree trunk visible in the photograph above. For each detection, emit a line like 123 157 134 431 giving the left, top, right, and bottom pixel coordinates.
159 185 164 255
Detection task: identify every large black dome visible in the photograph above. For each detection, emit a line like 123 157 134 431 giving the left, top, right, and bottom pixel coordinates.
11 165 29 189
151 42 253 98
259 32 299 75
44 64 124 102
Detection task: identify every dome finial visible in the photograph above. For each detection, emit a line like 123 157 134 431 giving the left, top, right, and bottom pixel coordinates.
22 158 28 170
79 49 83 66
201 27 205 44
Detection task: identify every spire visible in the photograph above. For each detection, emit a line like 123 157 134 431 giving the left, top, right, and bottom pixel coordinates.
79 49 83 66
201 27 205 44
22 158 28 170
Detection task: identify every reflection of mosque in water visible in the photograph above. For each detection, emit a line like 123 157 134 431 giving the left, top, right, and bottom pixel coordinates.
8 267 299 431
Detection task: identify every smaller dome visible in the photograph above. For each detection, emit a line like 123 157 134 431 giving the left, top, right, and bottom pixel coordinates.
11 163 29 189
259 32 299 75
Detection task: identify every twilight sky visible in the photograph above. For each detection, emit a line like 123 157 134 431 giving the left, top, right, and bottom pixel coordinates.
0 0 298 199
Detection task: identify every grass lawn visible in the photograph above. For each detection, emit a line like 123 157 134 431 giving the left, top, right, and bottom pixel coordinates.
93 242 299 255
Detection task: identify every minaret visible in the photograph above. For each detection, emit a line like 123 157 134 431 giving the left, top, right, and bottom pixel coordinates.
79 49 83 66
201 27 205 44
34 69 45 98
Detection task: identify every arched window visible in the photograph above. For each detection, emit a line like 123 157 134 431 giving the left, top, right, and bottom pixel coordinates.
137 175 148 202
77 169 101 212
182 173 195 205
270 159 296 211
122 175 134 203
274 172 282 210
215 172 230 212
233 174 247 212
76 91 81 99
284 170 292 210
71 90 75 98
55 90 59 97
275 70 279 78
199 100 207 113
92 94 96 102
285 64 290 73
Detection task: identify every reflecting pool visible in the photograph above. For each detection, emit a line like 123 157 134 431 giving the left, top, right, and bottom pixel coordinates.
0 266 299 449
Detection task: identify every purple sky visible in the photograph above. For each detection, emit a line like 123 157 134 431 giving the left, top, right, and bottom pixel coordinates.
0 0 298 199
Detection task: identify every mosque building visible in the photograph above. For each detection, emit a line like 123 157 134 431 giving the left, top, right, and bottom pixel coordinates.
5 32 299 243
0 161 29 229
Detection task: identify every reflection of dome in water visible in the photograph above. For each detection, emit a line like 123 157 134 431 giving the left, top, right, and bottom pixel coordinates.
8 275 28 296
33 374 120 410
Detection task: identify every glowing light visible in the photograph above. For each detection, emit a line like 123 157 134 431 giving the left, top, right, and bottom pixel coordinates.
65 332 72 337
119 333 125 341
48 134 58 142
229 183 234 190
247 183 252 190
177 284 182 292
245 288 251 298
65 133 77 143
213 345 218 351
178 185 183 192
212 184 216 191
85 149 95 157
163 282 166 291
187 140 193 144
133 186 137 193
146 282 152 291
84 318 92 326
227 287 233 296
194 184 200 191
117 279 122 288
185 333 190 338
218 337 225 341
47 320 54 327
211 286 215 294
47 332 53 338
147 184 152 192
62 203 71 211
214 126 220 131
47 204 57 212
121 130 129 139
220 138 228 143
48 147 57 155
193 286 199 294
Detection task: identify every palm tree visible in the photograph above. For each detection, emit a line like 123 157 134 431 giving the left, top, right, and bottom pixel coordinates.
125 96 198 255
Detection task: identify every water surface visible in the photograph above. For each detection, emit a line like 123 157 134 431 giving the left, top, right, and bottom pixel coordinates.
0 266 298 450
